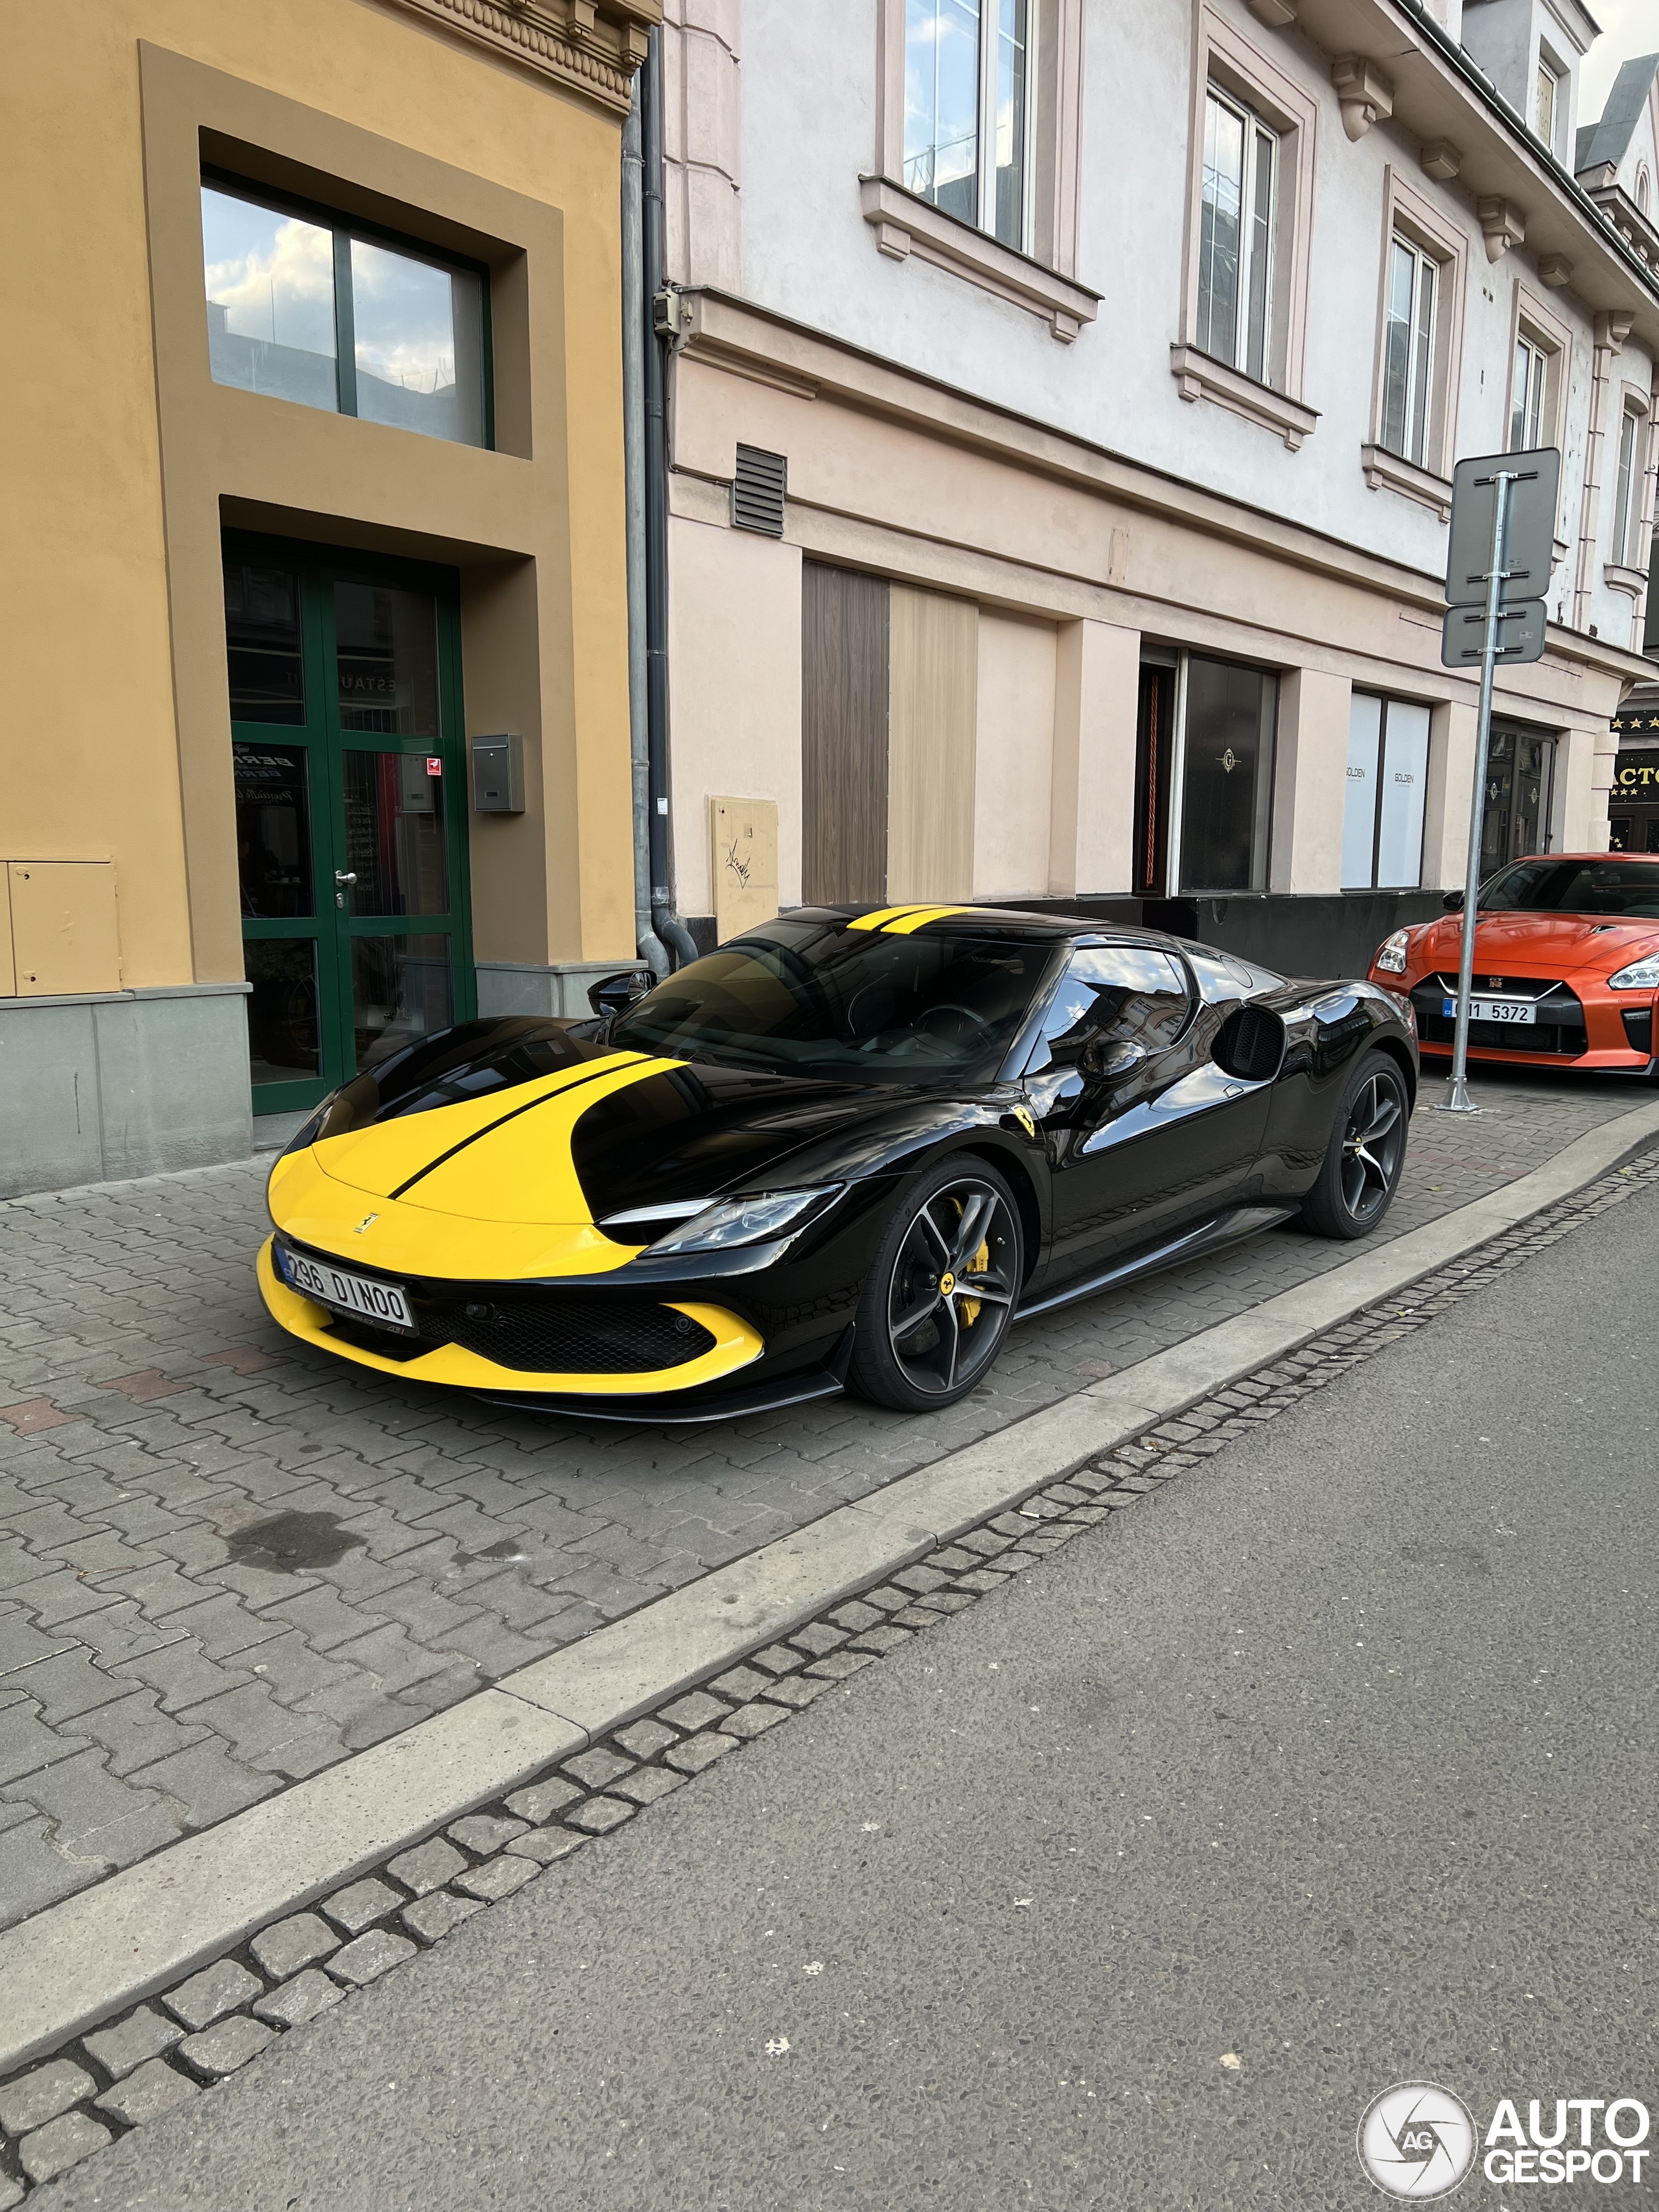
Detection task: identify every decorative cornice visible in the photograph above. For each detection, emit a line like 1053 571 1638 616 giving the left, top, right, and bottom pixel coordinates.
1476 194 1526 262
381 0 659 117
1331 54 1394 141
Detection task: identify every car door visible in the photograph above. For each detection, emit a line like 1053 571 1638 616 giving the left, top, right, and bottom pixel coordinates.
1024 944 1275 1286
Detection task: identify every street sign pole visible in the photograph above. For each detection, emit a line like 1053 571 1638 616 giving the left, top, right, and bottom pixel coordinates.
1435 467 1516 1117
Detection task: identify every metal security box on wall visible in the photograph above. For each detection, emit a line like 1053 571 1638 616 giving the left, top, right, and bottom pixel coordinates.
470 733 524 814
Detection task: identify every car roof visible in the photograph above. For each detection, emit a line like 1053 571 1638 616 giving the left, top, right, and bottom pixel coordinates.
1503 852 1659 865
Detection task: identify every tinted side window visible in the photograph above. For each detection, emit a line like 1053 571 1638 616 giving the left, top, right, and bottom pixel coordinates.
1031 947 1190 1068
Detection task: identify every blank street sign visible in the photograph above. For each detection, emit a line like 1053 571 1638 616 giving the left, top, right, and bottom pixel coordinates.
1441 595 1548 666
1444 448 1560 607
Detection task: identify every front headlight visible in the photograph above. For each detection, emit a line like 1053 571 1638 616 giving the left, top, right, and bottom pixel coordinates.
642 1187 841 1256
1607 956 1659 990
1372 929 1411 977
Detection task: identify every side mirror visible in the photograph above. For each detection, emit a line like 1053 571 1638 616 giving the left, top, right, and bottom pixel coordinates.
1441 889 1465 913
1080 1037 1147 1080
588 969 651 1019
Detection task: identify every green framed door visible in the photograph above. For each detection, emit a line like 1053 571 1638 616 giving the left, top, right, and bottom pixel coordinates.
226 531 474 1114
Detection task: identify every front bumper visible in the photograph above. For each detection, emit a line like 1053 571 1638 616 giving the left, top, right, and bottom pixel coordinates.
1371 969 1656 1073
258 1237 767 1399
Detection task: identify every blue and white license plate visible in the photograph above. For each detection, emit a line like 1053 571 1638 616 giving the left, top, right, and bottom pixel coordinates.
1443 996 1535 1025
277 1246 415 1331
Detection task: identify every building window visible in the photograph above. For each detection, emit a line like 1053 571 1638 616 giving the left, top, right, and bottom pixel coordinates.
1639 167 1653 218
1510 331 1549 450
1481 726 1555 870
1197 87 1277 384
903 0 1031 250
1612 402 1644 568
201 177 489 448
1380 236 1437 469
1341 695 1430 890
1177 657 1277 893
1534 56 1560 152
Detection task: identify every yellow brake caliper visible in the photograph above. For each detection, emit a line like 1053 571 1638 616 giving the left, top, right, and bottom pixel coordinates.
960 1238 990 1327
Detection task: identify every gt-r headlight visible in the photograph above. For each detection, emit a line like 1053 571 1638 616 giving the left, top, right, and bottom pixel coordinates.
635 1187 842 1255
1372 929 1412 976
1607 955 1659 990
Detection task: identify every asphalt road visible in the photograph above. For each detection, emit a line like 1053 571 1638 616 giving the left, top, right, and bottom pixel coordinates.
49 1178 1659 2211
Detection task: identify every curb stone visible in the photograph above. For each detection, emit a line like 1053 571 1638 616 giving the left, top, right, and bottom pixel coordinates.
1 1143 1655 2201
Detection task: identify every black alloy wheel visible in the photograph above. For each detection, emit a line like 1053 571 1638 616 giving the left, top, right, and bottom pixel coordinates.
849 1156 1023 1412
1300 1048 1410 1240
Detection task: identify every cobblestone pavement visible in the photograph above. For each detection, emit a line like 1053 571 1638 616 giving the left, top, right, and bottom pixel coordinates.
6 1133 1657 2207
0 1064 1645 1937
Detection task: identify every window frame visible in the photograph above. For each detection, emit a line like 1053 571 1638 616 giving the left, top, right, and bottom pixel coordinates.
1173 11 1318 448
1360 170 1467 517
868 0 1095 340
1502 284 1572 463
1196 86 1279 386
896 0 1037 252
1380 234 1437 469
1610 396 1647 570
1534 52 1560 154
201 166 494 450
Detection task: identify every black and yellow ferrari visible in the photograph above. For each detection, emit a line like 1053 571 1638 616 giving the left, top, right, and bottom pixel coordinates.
261 903 1418 1423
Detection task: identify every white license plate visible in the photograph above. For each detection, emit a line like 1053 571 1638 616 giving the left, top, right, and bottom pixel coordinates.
1443 996 1536 1025
279 1248 415 1332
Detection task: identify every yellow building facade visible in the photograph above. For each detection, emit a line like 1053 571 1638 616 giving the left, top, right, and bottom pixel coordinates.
1 0 656 1196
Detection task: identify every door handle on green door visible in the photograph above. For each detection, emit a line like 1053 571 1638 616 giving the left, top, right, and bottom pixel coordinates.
334 872 357 885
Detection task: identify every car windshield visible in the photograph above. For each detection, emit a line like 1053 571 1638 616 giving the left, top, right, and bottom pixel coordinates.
1481 858 1659 920
611 920 1062 1082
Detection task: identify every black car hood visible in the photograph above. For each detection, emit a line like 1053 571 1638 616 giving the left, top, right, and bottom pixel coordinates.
291 1016 986 1226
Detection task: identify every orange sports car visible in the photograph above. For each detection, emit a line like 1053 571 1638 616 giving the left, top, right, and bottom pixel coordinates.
1366 852 1659 1075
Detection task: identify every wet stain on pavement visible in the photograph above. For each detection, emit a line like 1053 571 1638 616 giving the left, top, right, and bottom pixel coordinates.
225 1511 367 1573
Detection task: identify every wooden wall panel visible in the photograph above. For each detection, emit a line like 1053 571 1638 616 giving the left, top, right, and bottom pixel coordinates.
801 563 889 905
888 584 978 903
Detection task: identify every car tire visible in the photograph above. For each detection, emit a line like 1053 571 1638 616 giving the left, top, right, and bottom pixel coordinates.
1299 1048 1411 1240
848 1154 1024 1413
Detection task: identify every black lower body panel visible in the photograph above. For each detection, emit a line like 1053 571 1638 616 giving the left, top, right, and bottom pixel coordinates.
474 1329 856 1426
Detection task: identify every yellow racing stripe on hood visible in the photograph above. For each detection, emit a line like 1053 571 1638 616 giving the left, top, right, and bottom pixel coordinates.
308 1053 651 1200
400 1055 684 1224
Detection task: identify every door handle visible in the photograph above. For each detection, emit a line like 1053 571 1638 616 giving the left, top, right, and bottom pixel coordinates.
334 871 358 885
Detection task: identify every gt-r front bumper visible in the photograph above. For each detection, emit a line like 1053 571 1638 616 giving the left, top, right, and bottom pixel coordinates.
1371 967 1658 1075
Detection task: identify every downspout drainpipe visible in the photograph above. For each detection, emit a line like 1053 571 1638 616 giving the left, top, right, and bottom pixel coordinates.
642 26 699 972
621 80 669 979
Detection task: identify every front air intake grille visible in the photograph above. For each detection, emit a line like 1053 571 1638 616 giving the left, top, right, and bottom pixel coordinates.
1410 975 1587 1058
732 444 787 537
421 1298 716 1375
1621 1007 1653 1054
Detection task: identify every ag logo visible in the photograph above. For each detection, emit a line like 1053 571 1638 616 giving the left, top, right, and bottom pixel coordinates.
1358 2082 1477 2200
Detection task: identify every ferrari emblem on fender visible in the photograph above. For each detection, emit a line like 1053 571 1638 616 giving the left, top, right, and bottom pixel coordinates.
257 903 1417 1425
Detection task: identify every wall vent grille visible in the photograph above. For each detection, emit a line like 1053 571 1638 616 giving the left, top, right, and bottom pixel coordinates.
732 444 787 537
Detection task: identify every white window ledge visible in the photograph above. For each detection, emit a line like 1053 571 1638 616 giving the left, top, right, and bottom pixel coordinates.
859 176 1100 342
1360 443 1454 521
1605 563 1649 596
1168 345 1319 450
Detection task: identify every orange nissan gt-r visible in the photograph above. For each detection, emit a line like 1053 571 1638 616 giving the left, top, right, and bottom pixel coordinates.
1366 852 1659 1076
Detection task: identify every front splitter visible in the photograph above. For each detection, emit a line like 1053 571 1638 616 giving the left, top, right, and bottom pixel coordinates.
474 1331 856 1426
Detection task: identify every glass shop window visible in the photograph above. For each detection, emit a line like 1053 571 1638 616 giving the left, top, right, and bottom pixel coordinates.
1178 658 1277 893
201 176 487 448
1341 694 1430 890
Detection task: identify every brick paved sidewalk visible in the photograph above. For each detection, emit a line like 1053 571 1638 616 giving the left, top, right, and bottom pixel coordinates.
0 1064 1644 1931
